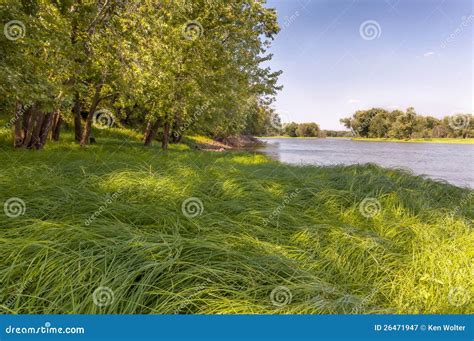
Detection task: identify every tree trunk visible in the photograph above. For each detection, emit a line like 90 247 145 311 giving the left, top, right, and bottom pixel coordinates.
142 121 151 141
28 108 45 149
171 114 182 143
70 12 83 143
80 84 102 146
51 111 62 141
162 121 170 150
13 102 24 148
38 112 54 148
22 104 35 148
143 121 152 144
143 117 162 147
73 92 82 142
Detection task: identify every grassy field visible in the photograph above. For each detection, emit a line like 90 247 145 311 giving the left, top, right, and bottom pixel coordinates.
0 126 473 314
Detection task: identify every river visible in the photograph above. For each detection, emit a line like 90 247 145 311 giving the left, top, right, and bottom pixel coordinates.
259 138 474 188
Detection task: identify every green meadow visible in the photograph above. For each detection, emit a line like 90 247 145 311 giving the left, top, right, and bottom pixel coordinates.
0 127 472 314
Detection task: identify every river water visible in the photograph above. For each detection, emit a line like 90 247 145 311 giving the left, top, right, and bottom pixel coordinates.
259 138 474 188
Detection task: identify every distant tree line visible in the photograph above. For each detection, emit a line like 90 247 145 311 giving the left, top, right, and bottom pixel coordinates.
318 130 353 138
283 122 320 137
340 108 473 139
261 120 352 138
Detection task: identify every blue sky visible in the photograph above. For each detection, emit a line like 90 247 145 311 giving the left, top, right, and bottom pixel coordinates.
265 0 473 130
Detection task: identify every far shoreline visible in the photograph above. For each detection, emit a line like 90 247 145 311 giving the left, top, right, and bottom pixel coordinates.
259 136 474 144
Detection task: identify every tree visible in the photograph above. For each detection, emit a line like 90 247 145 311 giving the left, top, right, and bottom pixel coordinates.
1 0 71 149
284 122 298 137
1 0 282 149
368 109 390 138
296 122 319 137
341 108 472 139
340 109 380 137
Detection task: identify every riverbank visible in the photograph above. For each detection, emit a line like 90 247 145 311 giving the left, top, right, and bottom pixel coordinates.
261 136 474 144
185 135 263 151
0 129 472 314
351 137 474 144
258 136 321 139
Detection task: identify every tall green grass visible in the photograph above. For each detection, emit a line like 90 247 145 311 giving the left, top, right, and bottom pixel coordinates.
0 126 472 314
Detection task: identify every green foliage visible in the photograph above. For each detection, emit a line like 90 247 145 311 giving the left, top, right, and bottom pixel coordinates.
263 121 351 138
296 122 320 137
281 122 320 137
341 108 473 139
0 0 282 143
284 122 299 137
321 130 353 138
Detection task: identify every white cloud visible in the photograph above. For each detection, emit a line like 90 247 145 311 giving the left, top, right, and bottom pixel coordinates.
348 99 360 103
423 51 435 57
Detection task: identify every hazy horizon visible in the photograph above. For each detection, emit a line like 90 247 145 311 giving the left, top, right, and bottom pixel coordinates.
266 0 473 130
